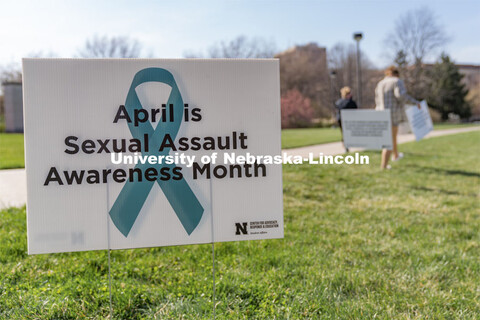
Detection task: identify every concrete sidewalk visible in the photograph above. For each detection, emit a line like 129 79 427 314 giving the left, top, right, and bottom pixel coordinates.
0 126 478 209
0 168 26 209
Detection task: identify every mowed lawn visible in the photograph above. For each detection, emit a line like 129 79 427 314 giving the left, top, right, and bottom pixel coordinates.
281 127 342 149
1 131 479 319
0 133 24 169
0 124 477 170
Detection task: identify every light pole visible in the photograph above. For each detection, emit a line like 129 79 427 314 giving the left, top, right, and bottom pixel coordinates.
329 70 337 117
353 32 363 108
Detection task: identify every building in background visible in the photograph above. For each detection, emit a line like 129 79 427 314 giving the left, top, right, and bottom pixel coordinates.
275 43 332 119
457 64 480 89
3 82 23 133
458 65 480 119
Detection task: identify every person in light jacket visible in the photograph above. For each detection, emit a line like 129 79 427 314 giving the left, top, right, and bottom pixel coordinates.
375 66 420 169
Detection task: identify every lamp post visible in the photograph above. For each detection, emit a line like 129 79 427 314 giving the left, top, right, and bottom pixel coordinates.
353 32 363 108
329 70 337 118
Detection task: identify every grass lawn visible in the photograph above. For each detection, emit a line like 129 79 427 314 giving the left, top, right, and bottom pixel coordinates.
281 127 342 149
1 131 479 319
281 123 478 149
0 133 24 169
0 124 478 170
0 115 5 133
432 123 478 130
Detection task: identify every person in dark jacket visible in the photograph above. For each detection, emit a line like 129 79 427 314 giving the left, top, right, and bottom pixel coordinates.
335 86 358 152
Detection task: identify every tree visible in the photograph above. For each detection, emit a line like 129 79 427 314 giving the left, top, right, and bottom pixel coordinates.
386 7 448 64
393 50 408 79
78 35 143 58
328 42 382 109
26 50 58 58
0 62 22 83
0 51 57 96
328 43 357 94
385 7 448 99
276 43 331 118
426 54 471 120
185 35 276 58
466 87 480 120
281 89 313 128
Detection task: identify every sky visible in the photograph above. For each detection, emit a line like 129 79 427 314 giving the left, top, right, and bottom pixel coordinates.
1 0 479 69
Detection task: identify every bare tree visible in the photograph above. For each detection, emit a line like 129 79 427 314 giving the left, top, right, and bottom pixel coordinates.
78 35 143 58
276 43 331 118
26 50 58 59
328 43 382 109
0 51 57 94
328 43 357 95
0 63 22 83
385 7 448 64
384 7 448 98
185 35 277 58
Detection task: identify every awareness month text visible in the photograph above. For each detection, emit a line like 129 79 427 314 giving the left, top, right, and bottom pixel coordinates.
43 104 369 186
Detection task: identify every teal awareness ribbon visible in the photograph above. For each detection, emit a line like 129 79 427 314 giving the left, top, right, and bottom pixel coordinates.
109 67 204 237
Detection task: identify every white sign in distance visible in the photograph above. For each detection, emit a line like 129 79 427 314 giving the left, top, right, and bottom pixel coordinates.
405 100 433 141
23 59 283 254
341 109 393 150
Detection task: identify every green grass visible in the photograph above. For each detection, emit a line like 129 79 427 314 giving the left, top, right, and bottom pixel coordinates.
281 127 342 149
0 115 5 133
0 124 478 170
281 123 478 149
0 133 24 169
1 132 479 319
432 123 478 130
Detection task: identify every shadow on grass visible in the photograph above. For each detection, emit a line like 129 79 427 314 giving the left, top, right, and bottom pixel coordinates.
406 164 480 178
0 165 25 170
412 186 478 198
401 152 434 158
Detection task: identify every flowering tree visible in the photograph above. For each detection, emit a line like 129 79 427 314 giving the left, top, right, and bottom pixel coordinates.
281 89 313 128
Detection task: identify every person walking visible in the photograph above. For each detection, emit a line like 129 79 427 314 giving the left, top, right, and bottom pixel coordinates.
375 66 420 169
335 86 358 152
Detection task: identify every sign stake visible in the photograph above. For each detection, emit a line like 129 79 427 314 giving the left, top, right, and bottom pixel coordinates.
210 178 216 319
106 174 113 319
108 249 113 319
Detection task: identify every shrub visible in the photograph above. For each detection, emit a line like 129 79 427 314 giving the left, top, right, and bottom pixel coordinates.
281 89 314 128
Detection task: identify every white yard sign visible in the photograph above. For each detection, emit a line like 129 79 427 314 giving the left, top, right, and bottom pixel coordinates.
341 109 393 150
23 59 283 254
405 100 433 141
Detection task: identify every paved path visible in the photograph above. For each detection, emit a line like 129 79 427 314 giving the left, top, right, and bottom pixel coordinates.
0 168 27 209
0 126 478 209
